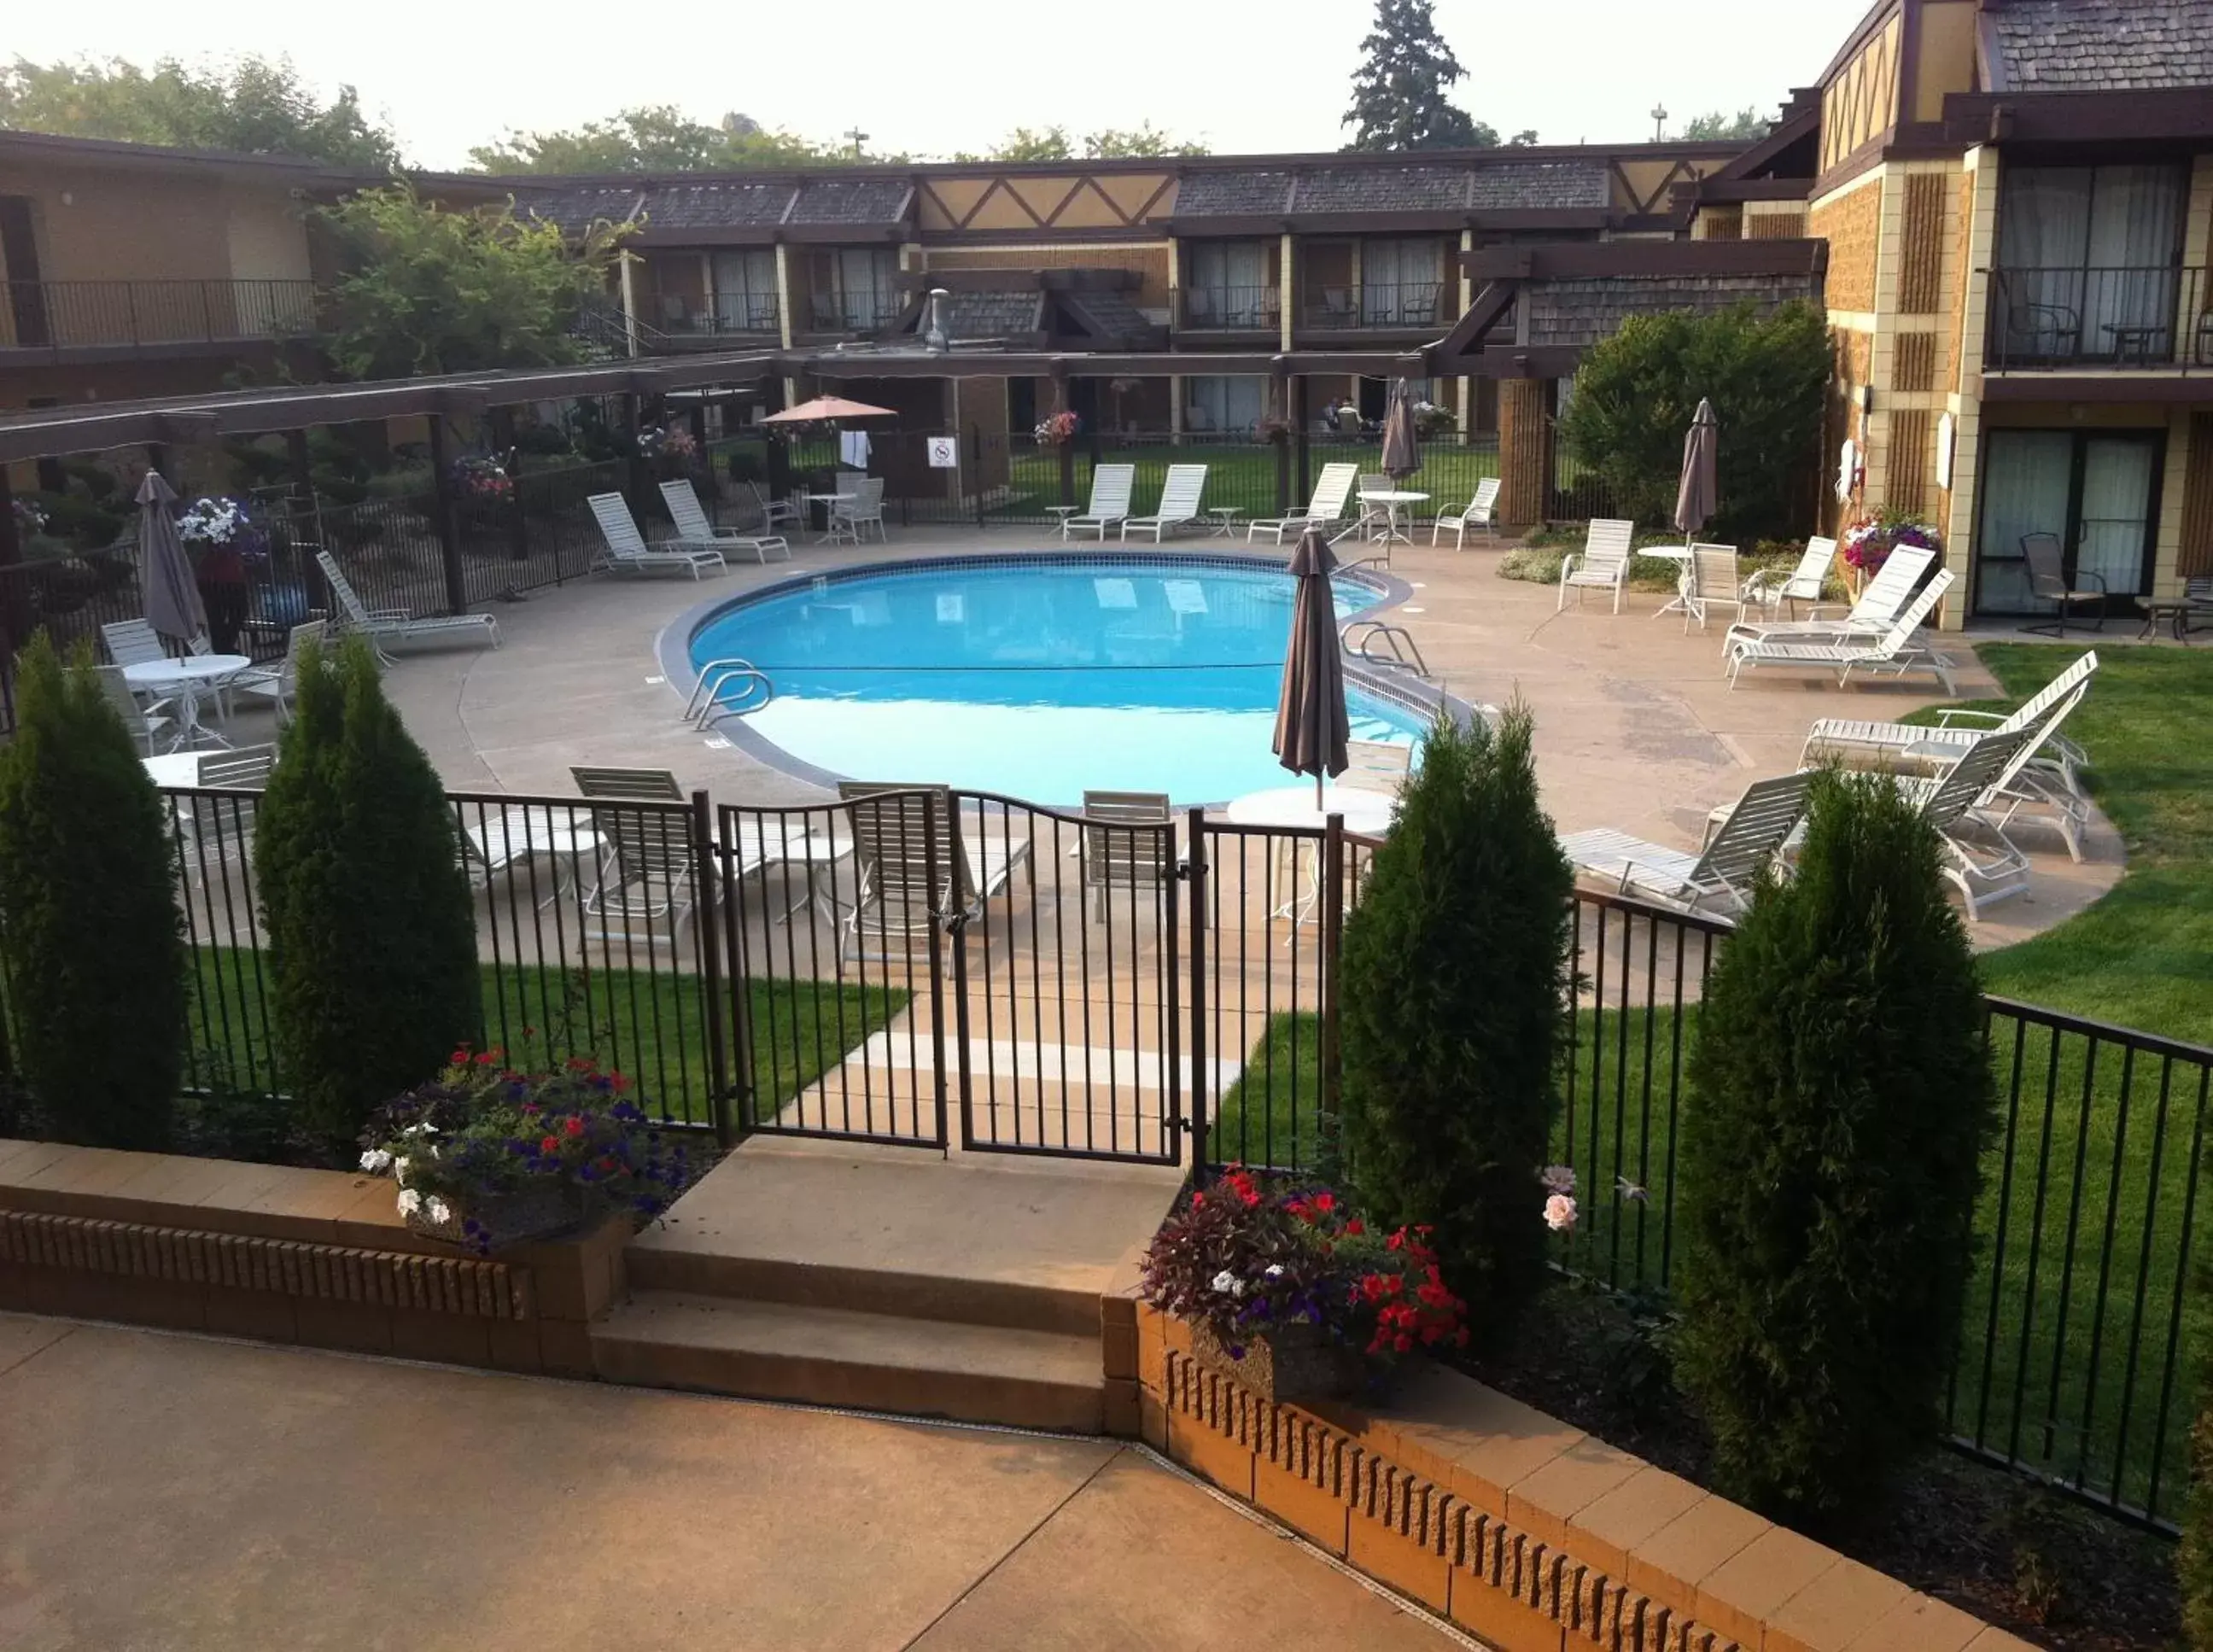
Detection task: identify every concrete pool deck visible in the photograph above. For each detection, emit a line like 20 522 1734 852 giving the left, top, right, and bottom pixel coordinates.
366 526 2122 950
0 1311 1463 1650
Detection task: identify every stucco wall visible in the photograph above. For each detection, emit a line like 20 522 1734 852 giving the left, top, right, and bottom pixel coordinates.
1809 171 1883 316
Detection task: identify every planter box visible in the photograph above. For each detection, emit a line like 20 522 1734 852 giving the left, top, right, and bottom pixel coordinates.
1188 1318 1363 1404
403 1182 587 1251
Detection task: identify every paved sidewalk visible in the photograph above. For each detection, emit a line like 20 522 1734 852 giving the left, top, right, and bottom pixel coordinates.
0 1313 1458 1651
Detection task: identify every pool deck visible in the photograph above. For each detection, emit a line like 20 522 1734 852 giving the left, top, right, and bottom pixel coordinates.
370 526 2123 950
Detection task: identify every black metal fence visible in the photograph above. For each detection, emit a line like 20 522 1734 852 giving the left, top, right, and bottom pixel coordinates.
1986 265 2212 371
0 277 318 353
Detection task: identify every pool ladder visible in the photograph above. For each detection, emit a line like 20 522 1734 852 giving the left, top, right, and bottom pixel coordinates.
686 658 775 726
1340 620 1431 680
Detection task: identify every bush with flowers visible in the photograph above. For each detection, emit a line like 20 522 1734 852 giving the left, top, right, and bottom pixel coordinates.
1840 510 1940 575
357 1046 694 1253
1034 410 1081 447
1139 1165 1468 1392
449 454 514 504
176 495 255 550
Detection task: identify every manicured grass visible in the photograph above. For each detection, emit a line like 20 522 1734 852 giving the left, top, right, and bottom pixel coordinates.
990 441 1502 525
180 947 906 1135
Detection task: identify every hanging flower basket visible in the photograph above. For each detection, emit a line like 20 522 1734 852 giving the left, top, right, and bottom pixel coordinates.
1035 410 1081 447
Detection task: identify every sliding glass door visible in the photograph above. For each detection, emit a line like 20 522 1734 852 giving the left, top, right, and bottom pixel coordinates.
1993 164 2187 365
1974 429 2162 616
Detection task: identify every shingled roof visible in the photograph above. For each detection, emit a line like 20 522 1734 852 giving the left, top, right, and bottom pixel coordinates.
1524 273 1822 349
1171 160 1611 220
511 176 912 239
1987 0 2213 91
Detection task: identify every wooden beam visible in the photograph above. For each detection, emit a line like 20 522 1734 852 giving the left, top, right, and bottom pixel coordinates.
1433 280 1519 364
1461 238 1828 281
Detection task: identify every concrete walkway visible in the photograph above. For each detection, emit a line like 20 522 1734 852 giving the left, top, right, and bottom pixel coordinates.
0 1312 1460 1651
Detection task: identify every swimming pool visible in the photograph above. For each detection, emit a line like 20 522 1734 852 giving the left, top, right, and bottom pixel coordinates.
684 555 1430 804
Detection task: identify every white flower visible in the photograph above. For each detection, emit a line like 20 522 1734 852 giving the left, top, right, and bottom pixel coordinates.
1264 1264 1284 1278
1539 1165 1577 1196
1616 1176 1649 1204
423 1195 453 1225
359 1148 394 1174
1543 1194 1579 1233
1210 1269 1247 1298
395 1188 423 1217
392 1155 411 1178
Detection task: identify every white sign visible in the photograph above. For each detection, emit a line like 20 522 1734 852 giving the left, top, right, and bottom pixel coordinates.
925 435 959 469
1935 412 1956 492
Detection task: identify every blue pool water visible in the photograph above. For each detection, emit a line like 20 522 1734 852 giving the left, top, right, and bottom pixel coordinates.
687 557 1428 804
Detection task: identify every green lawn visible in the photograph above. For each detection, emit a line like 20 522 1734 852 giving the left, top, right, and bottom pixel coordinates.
180 948 907 1135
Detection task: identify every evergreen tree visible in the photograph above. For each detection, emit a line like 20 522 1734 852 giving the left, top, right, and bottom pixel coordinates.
256 636 480 1150
1673 772 1994 1520
0 637 185 1148
1337 705 1572 1337
1342 0 1498 152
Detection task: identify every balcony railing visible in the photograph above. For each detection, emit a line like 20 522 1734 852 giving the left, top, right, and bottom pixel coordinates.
1986 265 2212 371
1174 284 1279 331
651 295 782 338
0 277 319 353
803 293 905 334
1303 282 1451 331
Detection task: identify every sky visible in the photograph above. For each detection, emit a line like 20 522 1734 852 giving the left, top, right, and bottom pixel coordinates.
9 0 1867 168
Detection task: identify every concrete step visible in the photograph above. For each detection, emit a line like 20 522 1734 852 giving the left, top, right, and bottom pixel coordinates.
592 1291 1106 1433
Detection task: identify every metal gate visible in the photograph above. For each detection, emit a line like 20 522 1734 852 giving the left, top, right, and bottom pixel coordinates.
715 790 1182 1164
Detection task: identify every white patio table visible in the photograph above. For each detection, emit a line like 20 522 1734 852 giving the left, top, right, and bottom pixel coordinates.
1224 785 1396 925
123 654 250 751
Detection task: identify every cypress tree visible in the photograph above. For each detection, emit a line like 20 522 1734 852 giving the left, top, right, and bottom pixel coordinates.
1673 771 1994 1520
1342 0 1498 153
1338 704 1572 1337
0 635 186 1148
255 635 479 1149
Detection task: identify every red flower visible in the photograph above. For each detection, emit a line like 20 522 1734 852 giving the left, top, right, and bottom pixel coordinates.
1344 1218 1364 1236
595 1156 616 1174
1311 1192 1335 1215
1386 1231 1404 1252
610 1075 632 1093
1190 1193 1205 1209
1393 1334 1413 1354
563 1115 587 1138
540 1135 560 1154
474 1052 498 1066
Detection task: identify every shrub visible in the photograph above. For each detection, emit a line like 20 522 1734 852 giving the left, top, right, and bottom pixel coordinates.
1337 704 1573 1340
0 635 186 1147
1673 771 1994 1519
2185 1391 2213 1647
256 635 481 1150
1556 299 1831 542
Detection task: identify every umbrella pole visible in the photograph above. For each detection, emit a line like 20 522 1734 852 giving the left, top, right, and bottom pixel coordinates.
1315 772 1324 810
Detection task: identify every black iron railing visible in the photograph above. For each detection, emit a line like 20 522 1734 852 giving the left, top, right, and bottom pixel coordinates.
0 277 318 353
803 292 904 334
1173 284 1279 331
1985 266 2211 371
1301 282 1451 331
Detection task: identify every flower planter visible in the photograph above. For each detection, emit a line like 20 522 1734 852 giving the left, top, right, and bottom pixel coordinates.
1188 1318 1363 1404
403 1182 586 1251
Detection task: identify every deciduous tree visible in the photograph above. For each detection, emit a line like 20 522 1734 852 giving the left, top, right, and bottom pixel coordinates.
467 106 841 173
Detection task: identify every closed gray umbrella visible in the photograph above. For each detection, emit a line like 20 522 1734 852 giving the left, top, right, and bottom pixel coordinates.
1380 377 1421 481
1673 398 1720 542
137 471 207 649
1273 528 1351 809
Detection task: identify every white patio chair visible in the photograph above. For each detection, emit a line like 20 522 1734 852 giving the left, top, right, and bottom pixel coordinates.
832 476 887 543
1679 543 1743 633
1726 569 1957 692
228 621 324 726
1341 740 1413 793
658 479 791 563
1080 790 1174 921
1432 477 1501 548
748 482 805 534
1725 545 1936 647
95 664 173 755
1556 519 1637 612
1120 464 1209 542
571 765 686 803
1740 538 1836 620
587 493 728 580
580 805 709 951
100 618 169 668
838 782 1033 958
1559 770 1813 918
1247 463 1359 545
1063 464 1136 540
315 551 499 659
1352 473 1393 542
1802 650 2097 800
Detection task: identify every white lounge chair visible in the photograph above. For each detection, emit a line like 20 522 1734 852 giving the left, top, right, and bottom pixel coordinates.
572 765 686 803
838 781 1034 957
227 621 324 726
1557 519 1637 612
1802 650 2096 791
315 551 499 659
1725 569 1957 692
1725 545 1936 647
1342 739 1413 793
1247 463 1359 545
1898 725 2040 923
1432 478 1501 548
1679 543 1743 633
1740 537 1836 620
588 493 728 580
658 479 791 563
1120 464 1209 542
1559 771 1813 918
1080 790 1174 920
1064 464 1136 540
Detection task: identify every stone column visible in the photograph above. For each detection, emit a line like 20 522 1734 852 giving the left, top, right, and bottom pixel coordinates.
1496 378 1552 529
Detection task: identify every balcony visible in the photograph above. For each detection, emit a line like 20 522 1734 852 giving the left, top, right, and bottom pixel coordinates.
1985 266 2212 371
804 293 906 336
1301 283 1451 333
646 293 784 347
1174 284 1279 332
1 277 319 356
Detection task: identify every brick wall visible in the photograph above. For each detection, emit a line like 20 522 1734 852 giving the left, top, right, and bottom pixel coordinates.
1497 380 1552 527
1810 175 1882 313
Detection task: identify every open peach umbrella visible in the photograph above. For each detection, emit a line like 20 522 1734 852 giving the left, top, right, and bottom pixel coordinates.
761 397 896 423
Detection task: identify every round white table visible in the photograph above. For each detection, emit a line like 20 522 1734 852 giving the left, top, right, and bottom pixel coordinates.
123 655 251 751
1225 785 1397 925
805 492 858 545
1355 489 1429 546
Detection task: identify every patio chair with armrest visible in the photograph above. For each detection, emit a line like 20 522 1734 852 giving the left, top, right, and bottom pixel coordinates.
1064 464 1136 540
1724 544 1937 648
226 621 324 726
1558 770 1813 919
580 805 710 950
1739 537 1836 621
96 664 173 755
315 551 499 659
2021 532 2106 638
1556 519 1637 613
1679 544 1744 633
1895 724 2039 923
832 476 888 543
1120 464 1210 543
1341 740 1413 793
587 493 727 581
1080 791 1174 922
838 782 1034 958
657 479 791 563
1432 477 1501 549
1725 569 1958 692
1248 463 1360 546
